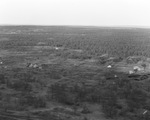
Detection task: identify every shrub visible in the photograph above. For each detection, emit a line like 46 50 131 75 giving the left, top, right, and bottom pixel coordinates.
0 74 5 84
101 90 118 118
11 80 32 92
127 88 147 111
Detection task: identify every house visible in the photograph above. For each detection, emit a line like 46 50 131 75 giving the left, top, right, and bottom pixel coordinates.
129 70 134 74
107 65 112 68
27 63 33 68
27 63 39 68
133 66 144 72
33 64 38 68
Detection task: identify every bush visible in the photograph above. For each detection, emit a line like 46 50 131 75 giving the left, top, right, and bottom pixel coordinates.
127 88 147 111
0 74 5 84
33 96 47 108
19 94 46 108
101 90 118 118
49 83 90 105
10 80 32 92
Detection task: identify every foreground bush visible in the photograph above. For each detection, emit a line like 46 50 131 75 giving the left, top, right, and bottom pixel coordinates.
48 74 150 119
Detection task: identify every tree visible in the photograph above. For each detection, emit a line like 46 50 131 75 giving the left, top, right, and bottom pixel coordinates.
101 90 118 118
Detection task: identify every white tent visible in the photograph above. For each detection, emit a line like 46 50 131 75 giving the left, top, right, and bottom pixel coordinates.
107 65 112 68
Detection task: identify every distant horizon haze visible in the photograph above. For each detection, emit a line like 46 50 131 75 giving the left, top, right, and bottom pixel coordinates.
0 0 150 27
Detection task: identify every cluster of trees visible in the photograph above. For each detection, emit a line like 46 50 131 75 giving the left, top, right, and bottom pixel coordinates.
1 27 150 58
0 69 48 111
48 74 150 119
0 63 150 120
1 26 150 120
0 62 150 119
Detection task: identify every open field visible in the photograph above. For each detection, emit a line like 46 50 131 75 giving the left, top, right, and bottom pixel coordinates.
0 26 150 120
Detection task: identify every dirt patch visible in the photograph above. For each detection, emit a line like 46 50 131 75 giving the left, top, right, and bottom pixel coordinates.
0 50 10 57
0 38 10 41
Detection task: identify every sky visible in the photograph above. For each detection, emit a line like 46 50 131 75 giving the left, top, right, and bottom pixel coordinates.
0 0 150 26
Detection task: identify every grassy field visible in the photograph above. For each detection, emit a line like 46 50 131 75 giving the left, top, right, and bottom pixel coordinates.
0 26 150 120
1 26 150 57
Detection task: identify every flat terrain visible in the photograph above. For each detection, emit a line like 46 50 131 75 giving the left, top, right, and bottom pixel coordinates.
0 26 150 120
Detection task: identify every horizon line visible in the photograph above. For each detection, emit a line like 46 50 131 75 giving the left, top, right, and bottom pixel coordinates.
0 24 150 29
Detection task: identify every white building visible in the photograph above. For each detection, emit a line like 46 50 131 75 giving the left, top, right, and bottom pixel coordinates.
133 66 144 72
129 70 134 74
107 65 112 68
